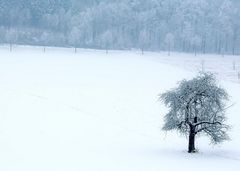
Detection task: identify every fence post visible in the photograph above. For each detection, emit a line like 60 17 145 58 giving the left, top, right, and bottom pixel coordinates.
201 60 205 72
233 61 236 70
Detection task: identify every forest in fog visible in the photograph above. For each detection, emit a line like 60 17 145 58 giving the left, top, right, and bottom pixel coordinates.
0 0 239 54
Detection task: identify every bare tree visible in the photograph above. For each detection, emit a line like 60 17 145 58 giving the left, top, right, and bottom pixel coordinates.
68 27 83 53
41 32 50 53
160 73 230 153
164 33 175 56
99 30 113 54
191 35 202 56
139 30 150 55
6 28 18 52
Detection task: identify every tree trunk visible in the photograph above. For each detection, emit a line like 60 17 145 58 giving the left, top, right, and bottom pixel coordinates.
218 39 221 55
10 43 12 52
232 45 235 56
168 43 170 56
194 45 197 56
225 34 228 53
188 127 196 153
202 35 206 54
182 40 185 52
232 33 236 55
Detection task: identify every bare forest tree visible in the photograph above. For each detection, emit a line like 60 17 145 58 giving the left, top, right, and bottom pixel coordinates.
164 33 175 56
100 30 113 54
6 29 18 52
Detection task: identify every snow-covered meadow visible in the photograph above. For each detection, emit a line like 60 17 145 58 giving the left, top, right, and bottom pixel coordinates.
0 46 240 171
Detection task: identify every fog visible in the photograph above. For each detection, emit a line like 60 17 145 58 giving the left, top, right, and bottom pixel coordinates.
0 0 239 54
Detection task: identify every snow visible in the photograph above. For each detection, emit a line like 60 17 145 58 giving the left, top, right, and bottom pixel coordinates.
0 46 240 171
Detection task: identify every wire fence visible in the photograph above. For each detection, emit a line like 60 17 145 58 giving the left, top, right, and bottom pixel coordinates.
148 52 240 84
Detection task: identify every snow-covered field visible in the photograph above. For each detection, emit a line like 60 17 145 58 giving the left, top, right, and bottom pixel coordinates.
0 45 240 171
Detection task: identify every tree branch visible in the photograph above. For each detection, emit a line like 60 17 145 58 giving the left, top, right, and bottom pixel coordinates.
177 120 190 128
196 125 212 134
194 121 221 127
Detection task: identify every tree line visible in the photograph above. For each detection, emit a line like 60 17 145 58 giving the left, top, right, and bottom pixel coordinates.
0 0 239 55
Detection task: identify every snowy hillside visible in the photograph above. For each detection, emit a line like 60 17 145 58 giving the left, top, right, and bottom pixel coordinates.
0 46 239 171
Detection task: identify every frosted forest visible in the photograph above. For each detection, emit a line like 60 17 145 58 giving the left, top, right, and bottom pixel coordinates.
0 0 240 55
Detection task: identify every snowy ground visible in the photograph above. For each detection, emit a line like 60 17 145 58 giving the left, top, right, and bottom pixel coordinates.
0 45 240 171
